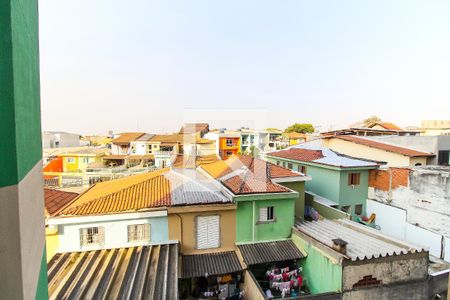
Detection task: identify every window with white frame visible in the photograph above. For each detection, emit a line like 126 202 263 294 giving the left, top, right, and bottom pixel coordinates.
259 206 275 222
196 215 220 249
81 157 89 164
127 223 150 243
66 157 75 164
80 227 104 247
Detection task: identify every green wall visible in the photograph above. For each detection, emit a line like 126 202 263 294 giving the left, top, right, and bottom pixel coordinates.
236 197 296 243
292 233 342 294
0 0 42 188
278 181 305 219
338 170 369 216
267 157 371 218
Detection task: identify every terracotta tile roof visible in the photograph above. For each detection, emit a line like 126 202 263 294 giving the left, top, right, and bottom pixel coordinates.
102 154 128 160
287 132 306 139
57 169 230 216
149 134 183 143
199 155 295 195
268 148 324 162
179 123 209 134
44 188 79 217
222 173 290 194
111 132 145 144
334 136 434 157
200 155 302 179
172 155 219 169
368 122 403 131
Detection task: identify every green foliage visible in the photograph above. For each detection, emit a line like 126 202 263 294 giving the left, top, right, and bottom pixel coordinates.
285 123 314 134
362 115 381 127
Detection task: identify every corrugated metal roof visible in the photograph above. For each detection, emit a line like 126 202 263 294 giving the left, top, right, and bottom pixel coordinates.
47 244 178 300
295 219 426 261
163 170 231 206
181 251 244 278
238 240 304 266
135 133 155 142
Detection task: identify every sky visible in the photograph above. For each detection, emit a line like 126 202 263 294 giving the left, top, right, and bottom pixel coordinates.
38 0 450 135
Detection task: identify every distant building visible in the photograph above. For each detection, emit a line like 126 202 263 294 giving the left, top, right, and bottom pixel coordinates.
179 122 210 137
204 129 241 160
421 120 450 136
321 122 421 137
42 131 81 148
323 135 434 167
367 135 450 166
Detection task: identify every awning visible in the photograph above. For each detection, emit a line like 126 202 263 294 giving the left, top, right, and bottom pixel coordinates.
181 251 244 278
47 244 178 300
238 240 304 266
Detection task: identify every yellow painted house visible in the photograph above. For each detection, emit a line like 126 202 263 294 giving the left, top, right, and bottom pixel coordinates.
59 147 110 172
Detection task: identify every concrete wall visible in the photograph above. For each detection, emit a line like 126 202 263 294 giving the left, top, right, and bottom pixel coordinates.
367 167 450 261
57 216 168 253
168 205 236 254
343 279 429 300
236 197 295 243
241 270 266 300
342 254 428 291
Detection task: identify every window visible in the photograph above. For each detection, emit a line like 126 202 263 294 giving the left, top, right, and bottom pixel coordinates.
226 139 235 147
81 157 89 164
298 165 307 174
438 151 450 165
276 161 280 166
153 144 158 148
226 151 233 156
355 204 363 215
80 227 104 247
66 157 75 164
259 206 275 222
128 224 150 243
348 173 361 186
287 163 293 170
196 216 220 249
282 161 286 168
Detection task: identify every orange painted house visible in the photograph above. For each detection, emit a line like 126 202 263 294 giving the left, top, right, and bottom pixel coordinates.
204 130 241 160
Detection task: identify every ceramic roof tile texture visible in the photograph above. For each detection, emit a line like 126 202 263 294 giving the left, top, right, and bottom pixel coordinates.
44 188 79 217
112 132 146 144
181 251 243 278
149 134 183 143
268 148 324 162
179 123 209 134
334 135 434 157
368 122 403 131
47 244 178 300
200 155 302 180
294 219 426 261
172 154 219 169
58 169 231 216
222 173 290 194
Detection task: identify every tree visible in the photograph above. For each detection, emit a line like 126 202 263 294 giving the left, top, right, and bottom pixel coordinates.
285 123 314 134
362 115 381 127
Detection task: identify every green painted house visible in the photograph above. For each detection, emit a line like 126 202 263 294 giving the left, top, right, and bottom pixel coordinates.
199 155 310 243
265 143 379 218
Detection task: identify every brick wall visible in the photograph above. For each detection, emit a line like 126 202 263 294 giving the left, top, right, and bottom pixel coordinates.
368 168 410 191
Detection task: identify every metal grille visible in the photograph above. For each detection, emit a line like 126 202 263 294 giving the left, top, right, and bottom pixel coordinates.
127 224 150 242
80 227 104 247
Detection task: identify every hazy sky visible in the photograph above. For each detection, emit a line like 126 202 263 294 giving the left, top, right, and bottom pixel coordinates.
39 0 450 135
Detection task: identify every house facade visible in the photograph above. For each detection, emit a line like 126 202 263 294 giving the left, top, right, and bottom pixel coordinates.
265 143 379 218
204 130 241 160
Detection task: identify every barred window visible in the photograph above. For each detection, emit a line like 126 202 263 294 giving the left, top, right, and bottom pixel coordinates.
80 227 104 247
128 224 150 243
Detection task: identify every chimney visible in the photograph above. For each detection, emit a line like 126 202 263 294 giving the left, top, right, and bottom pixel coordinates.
332 238 348 255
